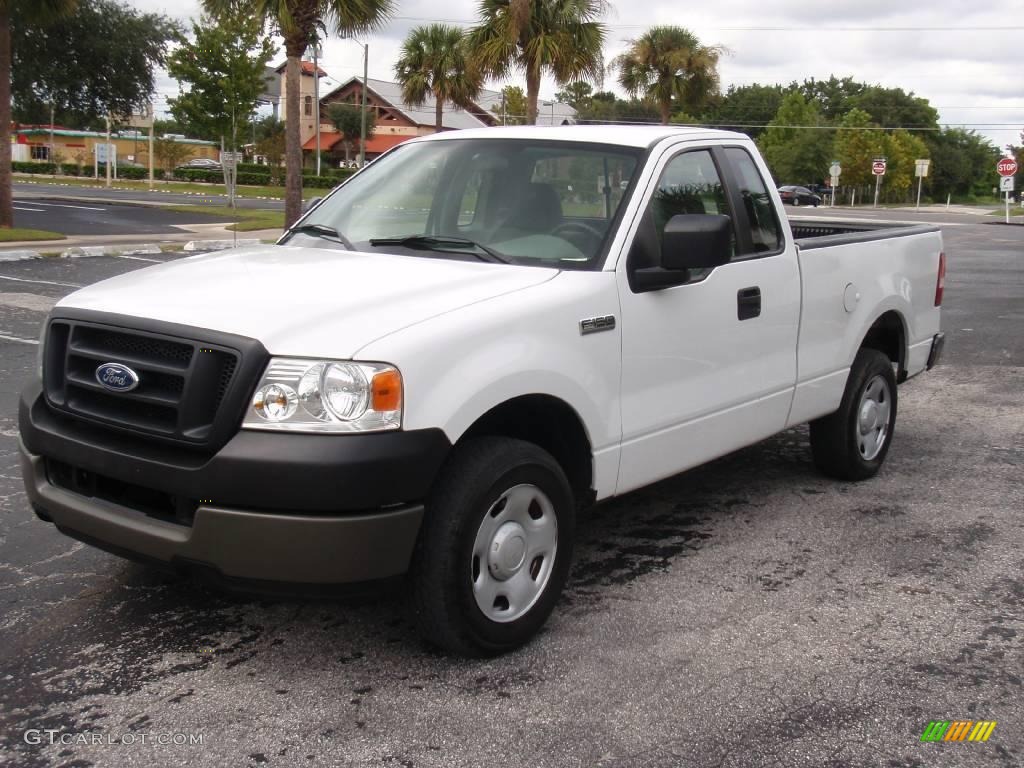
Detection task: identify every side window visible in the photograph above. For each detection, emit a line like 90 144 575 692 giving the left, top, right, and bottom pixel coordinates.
725 147 782 254
649 149 733 258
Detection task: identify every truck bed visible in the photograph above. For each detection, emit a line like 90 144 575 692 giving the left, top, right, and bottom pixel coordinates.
791 218 939 250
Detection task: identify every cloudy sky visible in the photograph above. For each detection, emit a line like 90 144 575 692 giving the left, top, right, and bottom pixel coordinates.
135 0 1023 151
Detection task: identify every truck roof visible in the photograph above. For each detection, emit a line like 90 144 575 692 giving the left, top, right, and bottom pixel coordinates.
411 124 750 149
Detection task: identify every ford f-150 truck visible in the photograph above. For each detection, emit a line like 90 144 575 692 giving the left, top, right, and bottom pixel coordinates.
19 126 945 655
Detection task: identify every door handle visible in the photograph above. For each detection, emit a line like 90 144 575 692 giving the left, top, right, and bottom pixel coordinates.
737 287 761 320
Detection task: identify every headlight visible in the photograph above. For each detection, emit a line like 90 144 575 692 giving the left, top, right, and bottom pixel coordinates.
243 358 402 433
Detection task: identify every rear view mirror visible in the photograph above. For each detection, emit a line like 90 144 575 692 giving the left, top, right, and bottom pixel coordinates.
661 214 732 272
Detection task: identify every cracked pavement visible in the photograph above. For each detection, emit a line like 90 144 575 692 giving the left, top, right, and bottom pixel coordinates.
0 211 1021 767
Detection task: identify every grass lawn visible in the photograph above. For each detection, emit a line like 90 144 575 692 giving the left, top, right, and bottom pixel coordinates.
14 174 325 200
0 227 66 242
161 205 285 232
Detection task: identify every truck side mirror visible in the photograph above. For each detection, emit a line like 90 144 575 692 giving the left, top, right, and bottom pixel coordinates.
302 197 322 213
661 214 732 271
630 214 733 293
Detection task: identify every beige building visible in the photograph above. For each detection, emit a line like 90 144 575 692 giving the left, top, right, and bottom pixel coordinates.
276 60 328 149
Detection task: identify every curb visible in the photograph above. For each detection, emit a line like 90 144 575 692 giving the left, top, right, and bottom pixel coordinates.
60 244 165 258
0 249 42 261
183 238 262 252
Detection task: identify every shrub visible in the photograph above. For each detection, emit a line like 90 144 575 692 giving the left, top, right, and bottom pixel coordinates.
12 161 56 174
235 171 272 186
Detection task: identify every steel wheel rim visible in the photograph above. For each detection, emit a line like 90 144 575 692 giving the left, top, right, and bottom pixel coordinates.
856 374 891 461
471 483 558 624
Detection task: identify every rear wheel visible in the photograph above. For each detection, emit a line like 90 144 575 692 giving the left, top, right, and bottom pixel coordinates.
810 348 897 480
793 197 801 207
409 437 574 656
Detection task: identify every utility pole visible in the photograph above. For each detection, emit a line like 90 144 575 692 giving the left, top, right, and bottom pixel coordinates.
360 41 368 169
105 115 112 188
313 42 321 176
49 101 55 169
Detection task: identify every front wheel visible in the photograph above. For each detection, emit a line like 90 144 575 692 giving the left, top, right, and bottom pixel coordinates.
810 348 898 480
793 197 801 207
409 437 575 656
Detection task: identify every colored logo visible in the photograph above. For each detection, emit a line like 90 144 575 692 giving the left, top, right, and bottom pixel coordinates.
920 720 996 742
95 362 140 393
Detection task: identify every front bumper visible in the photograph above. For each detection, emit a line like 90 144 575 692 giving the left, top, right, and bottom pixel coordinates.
19 383 451 584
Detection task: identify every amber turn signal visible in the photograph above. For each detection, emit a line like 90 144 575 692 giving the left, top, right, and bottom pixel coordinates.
371 369 403 412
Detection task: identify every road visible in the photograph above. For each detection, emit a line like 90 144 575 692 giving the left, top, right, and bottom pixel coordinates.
0 210 1021 768
12 197 242 237
14 181 285 211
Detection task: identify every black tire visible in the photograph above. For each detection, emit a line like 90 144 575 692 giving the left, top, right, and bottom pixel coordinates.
793 197 801 207
409 437 575 656
810 348 898 481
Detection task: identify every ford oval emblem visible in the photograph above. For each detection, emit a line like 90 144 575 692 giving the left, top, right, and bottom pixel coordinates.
95 362 140 393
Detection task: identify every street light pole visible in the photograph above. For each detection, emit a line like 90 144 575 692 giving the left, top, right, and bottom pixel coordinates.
360 41 368 168
313 43 321 176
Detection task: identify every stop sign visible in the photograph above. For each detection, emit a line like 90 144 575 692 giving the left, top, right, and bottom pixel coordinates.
997 157 1018 177
872 160 887 176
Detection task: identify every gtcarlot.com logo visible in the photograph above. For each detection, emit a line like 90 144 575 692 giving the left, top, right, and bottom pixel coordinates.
920 720 997 742
24 730 204 746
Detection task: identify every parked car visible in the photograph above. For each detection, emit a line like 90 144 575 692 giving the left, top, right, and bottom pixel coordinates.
778 185 821 206
177 158 222 170
21 127 945 655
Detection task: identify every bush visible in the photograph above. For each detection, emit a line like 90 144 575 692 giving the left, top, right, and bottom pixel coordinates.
12 161 56 174
235 171 272 186
173 168 223 183
302 174 341 189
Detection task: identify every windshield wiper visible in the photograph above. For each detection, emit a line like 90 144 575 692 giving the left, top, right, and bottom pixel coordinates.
288 223 355 250
368 234 510 264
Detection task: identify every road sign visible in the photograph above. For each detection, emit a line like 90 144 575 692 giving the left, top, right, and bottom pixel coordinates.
872 159 887 176
829 162 841 178
1000 176 1015 192
94 143 116 164
996 157 1018 177
915 159 930 178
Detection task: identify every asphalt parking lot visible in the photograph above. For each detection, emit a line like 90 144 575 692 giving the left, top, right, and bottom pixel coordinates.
11 196 242 237
0 210 1021 767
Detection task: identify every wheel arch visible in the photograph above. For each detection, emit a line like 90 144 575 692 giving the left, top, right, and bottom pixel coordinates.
858 309 908 381
456 394 595 508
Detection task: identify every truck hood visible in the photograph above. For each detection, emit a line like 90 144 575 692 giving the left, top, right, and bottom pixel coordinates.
57 244 558 358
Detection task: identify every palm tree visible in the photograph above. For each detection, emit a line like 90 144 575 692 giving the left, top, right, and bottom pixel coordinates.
468 0 606 125
203 0 393 227
0 0 78 228
396 24 482 134
611 26 724 125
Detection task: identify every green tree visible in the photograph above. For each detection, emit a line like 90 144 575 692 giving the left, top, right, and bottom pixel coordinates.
202 0 394 227
167 14 275 143
798 76 865 122
2 2 69 225
611 26 724 125
11 1 177 126
395 24 481 133
925 128 1000 199
756 92 832 185
881 129 929 197
153 137 194 174
326 103 376 166
576 91 660 124
851 85 938 131
254 116 285 181
468 0 606 125
555 81 593 111
703 83 786 139
833 108 884 188
490 85 528 125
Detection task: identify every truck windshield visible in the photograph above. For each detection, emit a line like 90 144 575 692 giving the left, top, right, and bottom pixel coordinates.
282 138 642 270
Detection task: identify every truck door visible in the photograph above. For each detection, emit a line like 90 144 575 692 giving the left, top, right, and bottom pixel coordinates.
615 144 801 494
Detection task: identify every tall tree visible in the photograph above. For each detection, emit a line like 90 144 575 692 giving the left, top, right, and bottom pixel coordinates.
925 128 1000 199
756 92 832 184
202 0 394 227
555 81 593 112
490 85 528 125
395 24 481 133
11 0 178 126
611 25 724 125
704 83 786 139
326 102 376 165
167 14 275 143
833 108 883 188
468 0 606 125
1 0 77 227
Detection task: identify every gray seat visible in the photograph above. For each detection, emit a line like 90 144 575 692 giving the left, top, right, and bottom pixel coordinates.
494 182 563 238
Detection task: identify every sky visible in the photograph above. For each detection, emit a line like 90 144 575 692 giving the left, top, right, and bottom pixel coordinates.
133 0 1024 152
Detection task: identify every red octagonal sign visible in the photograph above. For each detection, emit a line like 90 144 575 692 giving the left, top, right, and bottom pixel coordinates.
997 157 1018 177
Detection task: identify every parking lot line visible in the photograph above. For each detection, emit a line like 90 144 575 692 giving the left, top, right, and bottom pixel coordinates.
0 274 83 288
0 332 39 344
18 200 108 212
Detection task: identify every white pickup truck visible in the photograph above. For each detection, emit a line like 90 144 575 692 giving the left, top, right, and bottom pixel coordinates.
19 126 945 655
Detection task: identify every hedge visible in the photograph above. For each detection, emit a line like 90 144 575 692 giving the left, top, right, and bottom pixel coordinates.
12 161 56 174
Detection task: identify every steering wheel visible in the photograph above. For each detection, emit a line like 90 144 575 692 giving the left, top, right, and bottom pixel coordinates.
551 220 605 252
